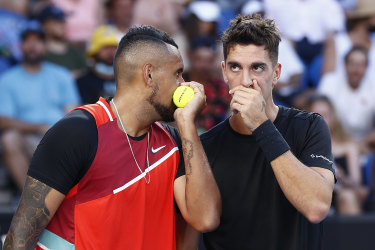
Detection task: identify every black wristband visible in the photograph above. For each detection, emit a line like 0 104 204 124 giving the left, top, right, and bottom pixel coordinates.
252 120 290 163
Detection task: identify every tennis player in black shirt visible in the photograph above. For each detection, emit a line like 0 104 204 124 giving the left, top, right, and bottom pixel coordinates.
178 14 335 250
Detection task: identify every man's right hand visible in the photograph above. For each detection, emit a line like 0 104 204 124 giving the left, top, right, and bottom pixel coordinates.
173 81 206 125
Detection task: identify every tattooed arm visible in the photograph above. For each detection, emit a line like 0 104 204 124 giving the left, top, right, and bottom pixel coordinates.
173 82 221 232
3 176 65 249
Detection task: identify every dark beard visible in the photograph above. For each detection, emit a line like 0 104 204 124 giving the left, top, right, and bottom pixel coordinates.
24 54 44 65
147 83 176 122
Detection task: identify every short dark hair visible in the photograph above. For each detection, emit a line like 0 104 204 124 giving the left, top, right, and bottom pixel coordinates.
114 25 178 84
221 14 281 64
115 25 178 61
344 46 368 65
21 21 45 41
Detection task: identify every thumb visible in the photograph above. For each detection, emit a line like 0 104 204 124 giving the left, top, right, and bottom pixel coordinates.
252 79 261 92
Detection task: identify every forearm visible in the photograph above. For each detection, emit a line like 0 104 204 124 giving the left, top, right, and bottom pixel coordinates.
176 120 221 231
4 176 64 249
0 116 47 134
321 35 336 75
271 151 334 223
347 147 362 185
175 212 200 250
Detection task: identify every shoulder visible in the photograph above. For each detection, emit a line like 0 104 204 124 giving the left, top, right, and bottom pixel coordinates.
200 118 229 145
42 62 72 77
0 65 24 83
158 122 180 141
51 109 97 139
278 106 334 167
277 106 326 132
278 106 317 121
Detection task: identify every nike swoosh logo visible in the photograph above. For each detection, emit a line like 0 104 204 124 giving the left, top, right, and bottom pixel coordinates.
151 145 166 154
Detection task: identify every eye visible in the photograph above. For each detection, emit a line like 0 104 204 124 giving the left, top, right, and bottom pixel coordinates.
253 65 264 72
231 65 240 72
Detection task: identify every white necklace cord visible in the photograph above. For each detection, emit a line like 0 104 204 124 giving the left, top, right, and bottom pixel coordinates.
111 99 150 184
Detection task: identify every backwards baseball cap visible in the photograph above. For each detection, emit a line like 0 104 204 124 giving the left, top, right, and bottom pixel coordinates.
189 1 220 22
20 20 45 41
86 25 119 57
37 5 67 23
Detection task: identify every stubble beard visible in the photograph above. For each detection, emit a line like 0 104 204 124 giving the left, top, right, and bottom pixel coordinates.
147 83 176 122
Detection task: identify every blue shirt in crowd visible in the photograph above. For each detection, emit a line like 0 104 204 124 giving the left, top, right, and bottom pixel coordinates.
0 62 80 126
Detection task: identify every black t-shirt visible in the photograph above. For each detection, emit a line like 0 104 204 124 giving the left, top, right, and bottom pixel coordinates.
200 106 334 250
28 109 185 195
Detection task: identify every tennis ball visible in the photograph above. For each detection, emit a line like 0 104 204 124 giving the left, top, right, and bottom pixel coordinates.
173 86 195 108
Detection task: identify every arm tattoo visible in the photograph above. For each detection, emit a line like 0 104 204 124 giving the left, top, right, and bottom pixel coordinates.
4 176 52 249
182 138 194 179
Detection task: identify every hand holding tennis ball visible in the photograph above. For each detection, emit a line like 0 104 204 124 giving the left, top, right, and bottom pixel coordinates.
173 86 195 108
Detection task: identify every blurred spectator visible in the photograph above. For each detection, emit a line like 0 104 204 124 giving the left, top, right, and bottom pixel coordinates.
132 0 189 74
0 21 80 189
318 46 375 151
307 95 369 215
182 0 222 74
322 0 375 80
240 0 264 16
264 0 345 89
182 36 230 133
183 0 220 41
76 25 118 104
240 1 305 107
106 0 136 41
51 0 103 47
0 0 29 74
216 0 248 35
37 5 86 78
273 38 305 107
133 0 180 35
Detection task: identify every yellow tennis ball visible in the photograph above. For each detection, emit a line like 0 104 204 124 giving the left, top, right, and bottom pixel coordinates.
173 86 195 108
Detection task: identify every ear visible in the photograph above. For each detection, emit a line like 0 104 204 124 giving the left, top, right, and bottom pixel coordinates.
272 63 281 88
143 63 153 87
221 61 228 84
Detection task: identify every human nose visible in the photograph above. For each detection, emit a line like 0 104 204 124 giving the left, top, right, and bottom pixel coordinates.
240 71 253 88
176 76 185 85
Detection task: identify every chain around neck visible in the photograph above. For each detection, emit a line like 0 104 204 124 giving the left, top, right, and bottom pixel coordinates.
111 99 150 184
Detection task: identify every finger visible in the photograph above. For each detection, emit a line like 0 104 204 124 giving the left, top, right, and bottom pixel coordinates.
230 88 258 101
230 102 242 114
229 85 254 95
252 79 261 92
229 85 246 95
184 81 204 94
231 92 252 106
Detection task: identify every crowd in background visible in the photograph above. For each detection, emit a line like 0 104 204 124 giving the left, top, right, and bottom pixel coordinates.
0 0 374 216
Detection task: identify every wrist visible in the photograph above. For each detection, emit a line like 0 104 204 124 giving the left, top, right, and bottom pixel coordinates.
250 116 268 132
252 120 290 163
176 119 196 133
174 112 195 126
